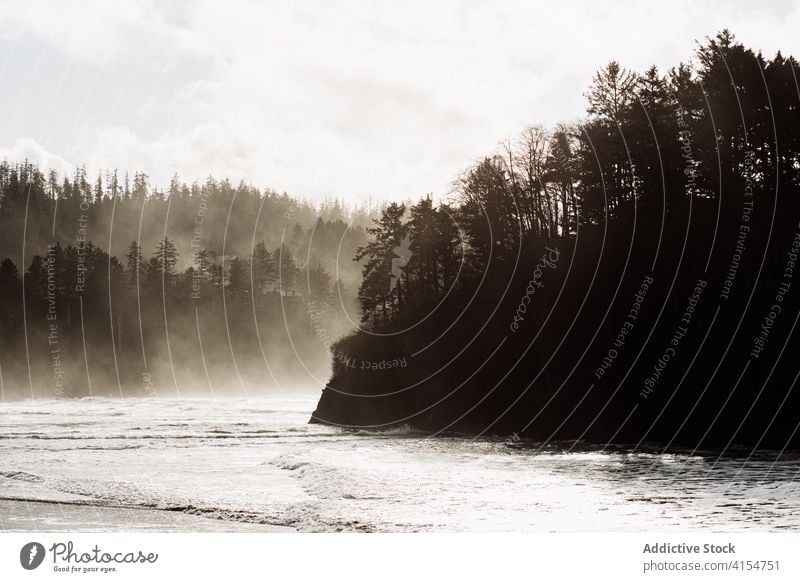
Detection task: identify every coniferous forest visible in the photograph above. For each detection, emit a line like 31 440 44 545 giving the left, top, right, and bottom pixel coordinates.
0 165 372 397
5 30 800 450
312 32 800 448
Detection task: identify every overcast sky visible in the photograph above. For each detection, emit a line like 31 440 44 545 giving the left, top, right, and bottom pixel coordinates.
0 0 797 204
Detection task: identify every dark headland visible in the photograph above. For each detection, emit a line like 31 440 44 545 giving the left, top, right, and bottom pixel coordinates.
312 31 800 450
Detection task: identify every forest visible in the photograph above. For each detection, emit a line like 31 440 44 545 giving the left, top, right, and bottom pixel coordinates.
0 163 374 397
312 31 800 448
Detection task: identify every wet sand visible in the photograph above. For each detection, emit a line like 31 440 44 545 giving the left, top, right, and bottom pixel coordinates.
0 498 294 532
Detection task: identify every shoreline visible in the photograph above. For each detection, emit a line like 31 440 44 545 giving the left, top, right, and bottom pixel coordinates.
0 498 294 533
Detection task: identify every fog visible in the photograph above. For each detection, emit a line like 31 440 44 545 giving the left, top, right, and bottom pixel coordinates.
0 163 375 399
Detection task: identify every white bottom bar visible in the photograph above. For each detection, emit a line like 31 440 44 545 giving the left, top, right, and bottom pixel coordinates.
2 533 799 581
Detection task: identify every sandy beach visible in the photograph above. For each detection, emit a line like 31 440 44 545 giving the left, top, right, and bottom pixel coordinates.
0 498 293 533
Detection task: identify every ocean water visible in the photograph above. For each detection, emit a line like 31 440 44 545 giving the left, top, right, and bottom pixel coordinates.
2 395 800 532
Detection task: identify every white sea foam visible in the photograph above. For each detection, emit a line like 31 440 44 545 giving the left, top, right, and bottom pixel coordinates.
2 395 800 532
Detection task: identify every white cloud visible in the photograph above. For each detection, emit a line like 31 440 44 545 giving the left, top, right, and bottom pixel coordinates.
1 0 799 203
0 137 72 176
0 0 207 64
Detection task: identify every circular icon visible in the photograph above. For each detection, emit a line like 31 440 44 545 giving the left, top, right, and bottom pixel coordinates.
20 542 45 570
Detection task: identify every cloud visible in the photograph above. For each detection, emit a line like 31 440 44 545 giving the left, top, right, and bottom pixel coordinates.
0 0 207 64
1 0 799 203
0 137 72 176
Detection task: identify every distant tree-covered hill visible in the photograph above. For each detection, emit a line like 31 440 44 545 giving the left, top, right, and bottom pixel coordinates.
0 164 376 398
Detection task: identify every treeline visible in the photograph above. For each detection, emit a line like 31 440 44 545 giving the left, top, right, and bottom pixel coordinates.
0 161 373 285
0 164 373 398
313 31 800 449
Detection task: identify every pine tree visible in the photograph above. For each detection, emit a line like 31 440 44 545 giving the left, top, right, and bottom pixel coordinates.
274 243 297 295
125 241 144 289
354 202 407 323
586 60 637 119
154 237 179 276
252 241 275 296
94 174 104 203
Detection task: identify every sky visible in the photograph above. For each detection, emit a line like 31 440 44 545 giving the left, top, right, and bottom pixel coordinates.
0 0 798 204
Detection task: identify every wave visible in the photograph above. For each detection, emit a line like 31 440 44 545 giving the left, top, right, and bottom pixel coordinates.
0 494 376 532
0 432 296 440
0 470 43 483
269 453 385 502
0 461 379 532
351 423 425 437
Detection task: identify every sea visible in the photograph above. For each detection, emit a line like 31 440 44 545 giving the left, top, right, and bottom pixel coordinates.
2 395 800 532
